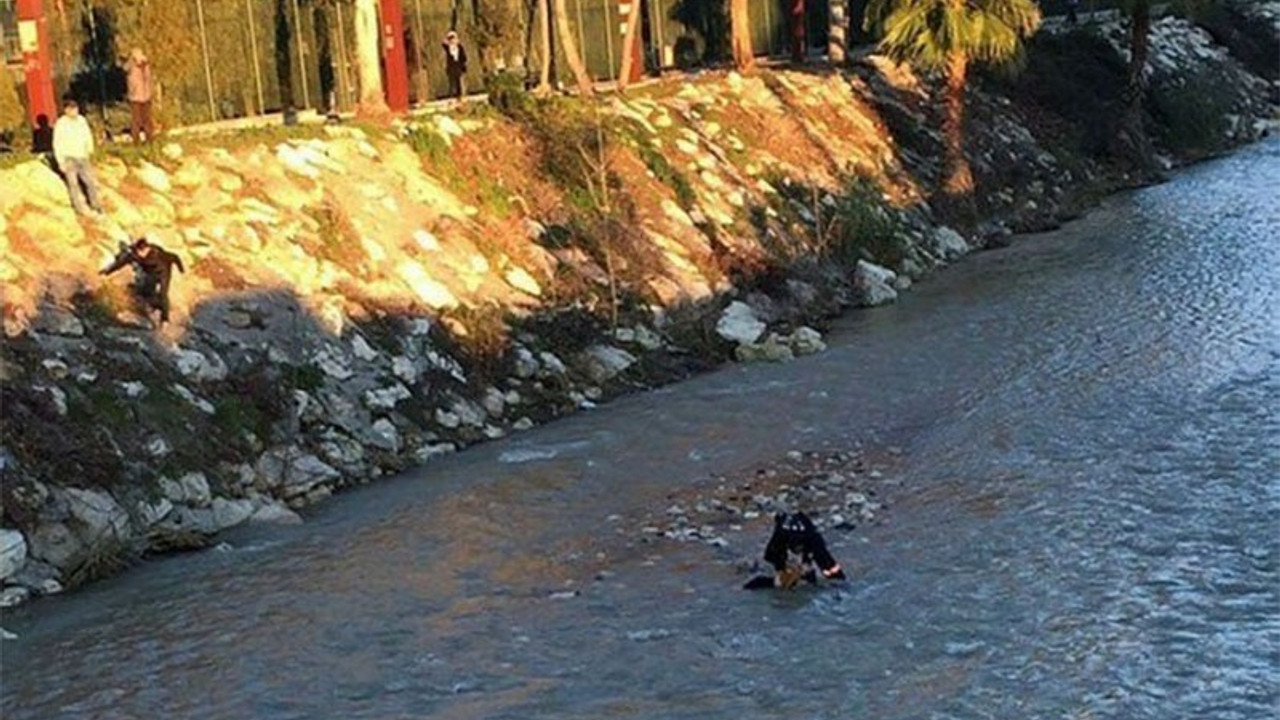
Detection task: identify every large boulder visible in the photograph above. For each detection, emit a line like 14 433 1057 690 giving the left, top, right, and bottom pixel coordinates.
159 472 213 507
26 522 83 569
0 530 27 581
852 260 899 307
172 348 228 383
62 487 130 541
928 225 970 260
255 447 341 498
716 301 767 345
580 346 638 384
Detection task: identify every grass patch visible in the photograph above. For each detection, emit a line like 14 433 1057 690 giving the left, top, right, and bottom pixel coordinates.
1148 68 1238 158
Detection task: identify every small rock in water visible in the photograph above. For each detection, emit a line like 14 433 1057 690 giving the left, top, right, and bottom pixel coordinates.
1 627 16 640
626 628 672 642
549 590 580 600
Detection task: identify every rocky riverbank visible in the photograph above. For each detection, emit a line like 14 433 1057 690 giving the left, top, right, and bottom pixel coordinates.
1 10 1275 611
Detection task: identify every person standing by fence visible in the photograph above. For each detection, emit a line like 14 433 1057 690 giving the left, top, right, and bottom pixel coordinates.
125 48 155 143
53 99 104 217
442 31 468 102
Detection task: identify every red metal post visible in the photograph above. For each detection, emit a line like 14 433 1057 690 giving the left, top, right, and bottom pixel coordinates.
619 1 643 84
379 0 410 113
16 0 57 126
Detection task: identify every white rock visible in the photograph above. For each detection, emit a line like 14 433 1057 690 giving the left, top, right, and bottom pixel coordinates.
788 326 827 355
367 419 401 452
146 436 172 457
538 352 567 376
735 334 795 363
451 398 488 427
27 522 82 568
412 229 441 251
414 443 456 462
248 501 303 525
0 586 30 608
716 301 767 345
63 487 130 539
364 383 411 410
351 334 379 362
313 346 353 380
392 356 419 383
135 161 172 192
435 409 461 428
581 345 638 383
512 417 535 431
0 529 28 581
171 384 216 414
211 498 256 530
929 226 970 260
853 260 899 307
172 348 228 383
482 387 506 418
160 472 212 507
41 359 69 379
504 268 542 296
137 498 174 526
120 381 148 398
514 347 540 378
255 448 340 498
37 386 67 416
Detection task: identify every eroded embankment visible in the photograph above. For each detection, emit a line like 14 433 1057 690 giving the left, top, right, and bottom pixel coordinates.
0 11 1274 609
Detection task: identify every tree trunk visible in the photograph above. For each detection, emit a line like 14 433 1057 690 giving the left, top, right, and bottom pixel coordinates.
942 51 973 195
1114 1 1156 171
553 0 594 95
828 0 847 64
354 0 388 116
536 0 553 93
790 0 806 63
618 0 643 89
730 0 755 70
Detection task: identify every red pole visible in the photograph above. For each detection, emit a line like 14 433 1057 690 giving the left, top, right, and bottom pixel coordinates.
379 0 410 113
619 1 643 84
16 0 57 127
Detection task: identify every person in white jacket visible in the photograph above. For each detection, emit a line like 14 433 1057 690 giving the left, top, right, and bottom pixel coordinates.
53 98 104 216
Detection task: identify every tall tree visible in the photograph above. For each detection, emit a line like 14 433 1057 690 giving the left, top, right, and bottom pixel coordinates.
535 0 553 93
730 0 755 70
1113 0 1156 170
865 0 1040 194
552 0 593 95
353 0 388 116
0 64 24 133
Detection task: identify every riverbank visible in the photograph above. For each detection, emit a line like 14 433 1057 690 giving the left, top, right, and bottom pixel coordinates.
1 10 1275 609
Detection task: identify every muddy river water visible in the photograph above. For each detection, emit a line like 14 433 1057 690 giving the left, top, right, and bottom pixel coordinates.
2 140 1277 719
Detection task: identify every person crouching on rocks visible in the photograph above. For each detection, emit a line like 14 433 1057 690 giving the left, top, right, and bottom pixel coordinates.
100 236 185 326
744 511 847 590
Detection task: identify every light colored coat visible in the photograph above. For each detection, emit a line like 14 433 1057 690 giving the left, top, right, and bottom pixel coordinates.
127 58 153 103
53 115 95 167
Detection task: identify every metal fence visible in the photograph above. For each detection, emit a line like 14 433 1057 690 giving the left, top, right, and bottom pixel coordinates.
2 0 1192 132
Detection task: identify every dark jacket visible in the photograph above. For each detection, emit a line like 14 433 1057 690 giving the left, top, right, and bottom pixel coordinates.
443 42 468 78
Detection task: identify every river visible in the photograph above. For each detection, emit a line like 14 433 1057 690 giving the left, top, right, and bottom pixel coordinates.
2 139 1277 720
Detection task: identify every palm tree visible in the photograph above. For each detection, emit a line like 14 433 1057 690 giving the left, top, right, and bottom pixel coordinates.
553 0 595 95
1113 0 1155 170
865 0 1041 194
354 0 389 116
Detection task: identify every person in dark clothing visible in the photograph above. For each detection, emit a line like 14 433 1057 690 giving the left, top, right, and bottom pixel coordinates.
744 511 847 590
442 30 468 101
31 115 54 155
100 237 184 325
